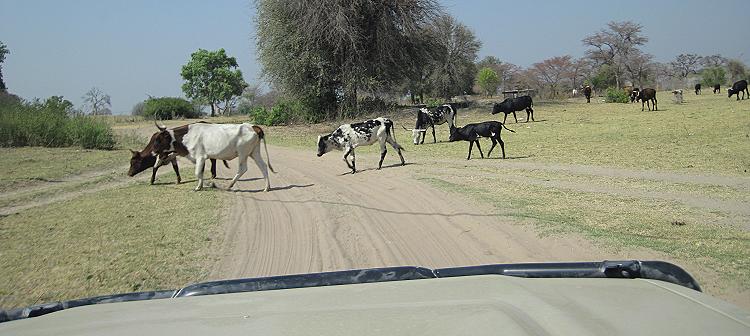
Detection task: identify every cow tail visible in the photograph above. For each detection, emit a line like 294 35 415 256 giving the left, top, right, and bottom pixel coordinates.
222 160 229 169
252 125 276 173
501 123 516 133
386 120 404 151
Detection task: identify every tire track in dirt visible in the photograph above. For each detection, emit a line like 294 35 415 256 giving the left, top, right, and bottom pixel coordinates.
209 145 657 281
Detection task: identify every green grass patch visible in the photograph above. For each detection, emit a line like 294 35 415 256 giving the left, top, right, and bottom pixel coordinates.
0 173 223 310
0 147 131 193
419 173 750 295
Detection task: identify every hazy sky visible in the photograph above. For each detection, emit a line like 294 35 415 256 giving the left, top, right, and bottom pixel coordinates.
2 0 747 114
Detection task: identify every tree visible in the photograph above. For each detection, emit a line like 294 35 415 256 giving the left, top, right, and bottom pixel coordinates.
256 0 440 118
702 54 727 68
143 97 200 120
43 96 75 115
530 55 573 98
476 56 520 90
476 68 500 97
567 57 595 90
82 87 112 115
669 54 703 83
0 41 9 93
726 59 747 82
181 48 246 117
425 14 481 100
582 21 648 88
624 50 654 87
701 66 726 87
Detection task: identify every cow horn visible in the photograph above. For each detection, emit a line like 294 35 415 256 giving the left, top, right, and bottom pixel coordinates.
401 126 414 131
154 120 166 131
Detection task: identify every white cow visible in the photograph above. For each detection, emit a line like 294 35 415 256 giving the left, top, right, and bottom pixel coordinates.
153 123 275 191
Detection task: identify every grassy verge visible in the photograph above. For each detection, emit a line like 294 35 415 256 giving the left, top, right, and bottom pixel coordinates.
0 169 223 310
0 147 131 193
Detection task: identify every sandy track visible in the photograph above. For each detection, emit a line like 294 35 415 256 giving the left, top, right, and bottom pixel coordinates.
209 146 660 280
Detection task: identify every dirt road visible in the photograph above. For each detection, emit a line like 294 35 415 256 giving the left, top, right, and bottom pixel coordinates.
209 145 666 280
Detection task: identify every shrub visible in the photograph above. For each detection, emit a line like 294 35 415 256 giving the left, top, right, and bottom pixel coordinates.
701 66 726 87
142 97 201 120
247 99 321 125
0 96 115 149
605 87 630 103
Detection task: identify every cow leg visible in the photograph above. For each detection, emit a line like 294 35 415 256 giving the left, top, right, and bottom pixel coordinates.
171 159 181 184
250 148 270 192
420 131 425 144
527 107 534 122
150 166 158 185
467 141 474 160
209 159 217 188
227 157 248 191
502 113 508 124
343 147 356 173
513 112 518 123
378 142 387 170
431 125 437 143
653 98 658 111
641 100 645 111
487 138 497 158
475 140 484 159
386 136 406 166
194 157 206 191
498 137 506 159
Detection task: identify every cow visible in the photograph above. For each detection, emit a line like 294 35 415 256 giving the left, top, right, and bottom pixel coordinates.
694 83 702 95
127 122 227 185
713 83 721 94
148 122 275 192
491 96 534 123
583 85 592 103
634 88 658 111
672 89 684 104
403 104 457 145
728 80 749 100
448 121 515 160
317 117 405 174
629 88 640 103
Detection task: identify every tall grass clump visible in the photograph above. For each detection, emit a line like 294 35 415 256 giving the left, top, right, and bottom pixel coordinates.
605 87 630 103
0 96 115 149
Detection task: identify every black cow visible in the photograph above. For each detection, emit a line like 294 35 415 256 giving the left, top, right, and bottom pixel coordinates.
317 117 405 174
491 96 534 123
404 104 457 145
629 88 640 103
694 83 702 95
713 84 721 94
634 88 658 111
728 80 749 100
448 121 515 160
583 86 592 103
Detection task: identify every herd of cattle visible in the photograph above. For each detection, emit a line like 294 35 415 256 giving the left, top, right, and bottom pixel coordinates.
127 79 748 191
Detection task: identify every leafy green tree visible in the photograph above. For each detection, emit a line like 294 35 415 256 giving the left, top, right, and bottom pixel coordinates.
0 41 9 93
476 68 500 97
256 0 440 119
181 49 246 117
143 97 200 120
701 66 726 87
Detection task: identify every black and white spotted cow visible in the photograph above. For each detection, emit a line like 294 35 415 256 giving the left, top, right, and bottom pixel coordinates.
317 117 406 174
403 104 458 145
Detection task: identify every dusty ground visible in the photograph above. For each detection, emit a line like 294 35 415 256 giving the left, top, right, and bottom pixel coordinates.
209 147 671 273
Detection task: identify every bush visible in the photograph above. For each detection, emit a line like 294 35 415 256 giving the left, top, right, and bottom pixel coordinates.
701 66 727 87
0 97 115 149
605 87 630 103
142 97 201 120
247 99 321 125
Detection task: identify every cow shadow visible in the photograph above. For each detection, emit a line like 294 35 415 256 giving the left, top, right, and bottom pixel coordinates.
336 162 416 176
214 176 263 182
482 155 533 160
233 183 315 193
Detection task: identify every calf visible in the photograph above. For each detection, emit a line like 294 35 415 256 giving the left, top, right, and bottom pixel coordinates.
634 88 658 111
713 83 721 94
583 85 592 103
694 83 702 95
629 88 640 103
448 121 515 160
404 104 457 145
149 122 275 192
491 96 534 123
728 80 749 100
317 117 405 174
127 122 227 185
